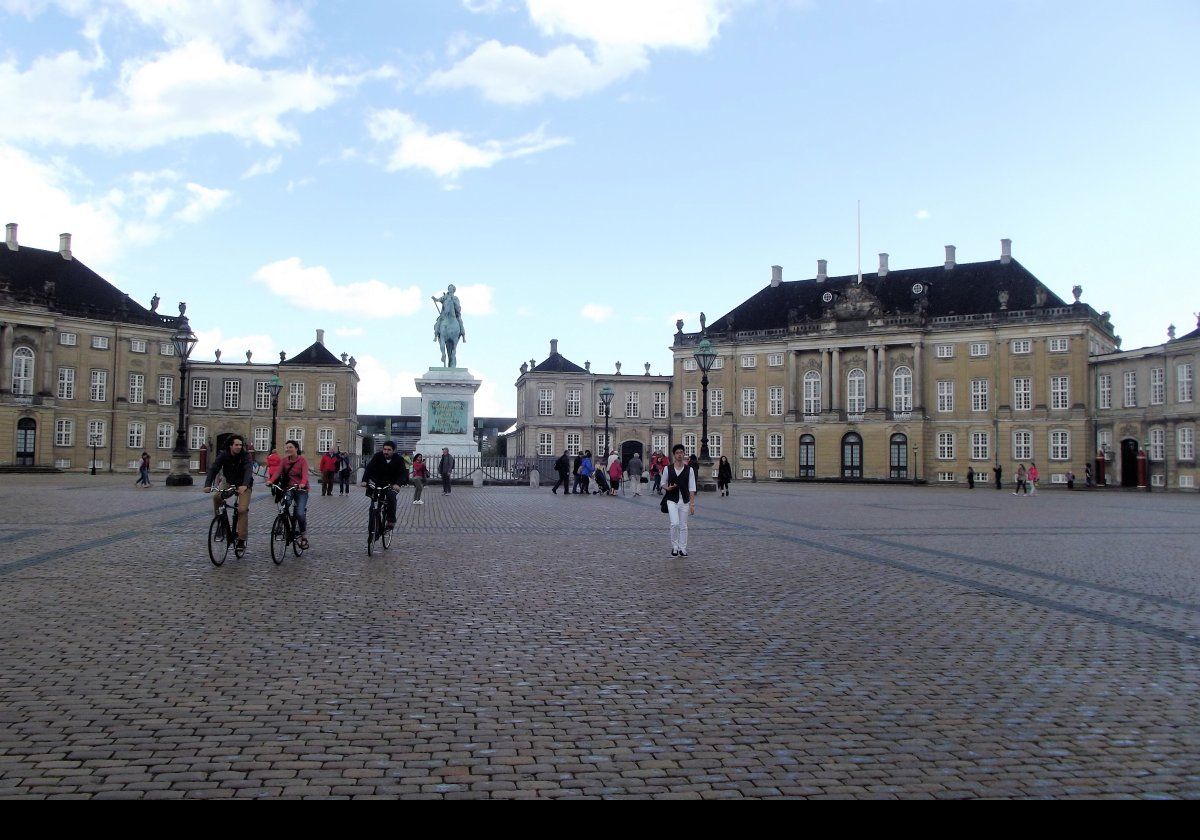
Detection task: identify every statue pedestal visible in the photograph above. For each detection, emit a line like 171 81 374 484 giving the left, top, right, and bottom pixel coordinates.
414 367 482 459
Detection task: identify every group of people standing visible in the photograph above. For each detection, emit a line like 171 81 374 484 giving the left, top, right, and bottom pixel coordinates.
964 460 1092 493
317 448 354 496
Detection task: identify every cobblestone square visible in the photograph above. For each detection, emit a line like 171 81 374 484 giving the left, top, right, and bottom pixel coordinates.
1 476 1197 799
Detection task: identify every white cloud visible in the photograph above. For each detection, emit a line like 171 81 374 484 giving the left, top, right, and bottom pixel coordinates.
527 0 732 51
461 0 505 13
286 176 314 192
334 327 365 337
582 303 613 322
669 310 700 331
469 375 510 417
915 210 930 220
366 109 570 179
252 257 424 318
454 283 495 316
192 327 278 364
242 155 282 179
174 182 232 223
354 354 422 414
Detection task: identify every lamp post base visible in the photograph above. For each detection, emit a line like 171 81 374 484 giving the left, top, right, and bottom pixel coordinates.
165 452 194 487
698 456 717 492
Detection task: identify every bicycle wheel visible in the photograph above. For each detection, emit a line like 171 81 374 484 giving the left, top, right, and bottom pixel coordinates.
208 515 230 567
380 515 392 550
367 506 376 556
270 515 287 565
292 514 304 557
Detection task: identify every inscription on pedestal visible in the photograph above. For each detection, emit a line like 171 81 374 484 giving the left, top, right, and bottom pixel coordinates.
428 399 468 434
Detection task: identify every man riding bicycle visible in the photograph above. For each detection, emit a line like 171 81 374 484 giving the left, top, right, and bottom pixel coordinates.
362 440 407 530
204 434 254 551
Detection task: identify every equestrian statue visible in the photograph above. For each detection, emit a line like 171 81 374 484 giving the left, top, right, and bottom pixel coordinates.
432 284 466 368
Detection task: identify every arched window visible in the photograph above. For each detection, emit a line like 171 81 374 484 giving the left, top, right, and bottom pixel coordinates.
803 370 822 415
799 434 815 478
890 433 908 478
847 369 866 415
893 366 912 413
842 432 863 478
12 346 34 396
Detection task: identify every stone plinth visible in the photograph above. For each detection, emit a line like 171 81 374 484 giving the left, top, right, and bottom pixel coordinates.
414 367 482 459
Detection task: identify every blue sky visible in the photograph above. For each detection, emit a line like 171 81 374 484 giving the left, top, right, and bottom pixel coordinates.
2 0 1197 415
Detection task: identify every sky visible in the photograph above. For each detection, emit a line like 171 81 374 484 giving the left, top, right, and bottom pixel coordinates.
2 0 1198 416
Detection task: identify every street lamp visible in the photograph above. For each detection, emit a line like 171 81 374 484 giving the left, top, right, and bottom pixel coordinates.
165 314 198 487
1144 437 1152 493
599 384 615 461
268 374 283 453
89 433 100 476
693 339 717 490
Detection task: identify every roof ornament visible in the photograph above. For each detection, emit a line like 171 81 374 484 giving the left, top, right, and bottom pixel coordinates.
279 351 287 363
349 356 356 369
675 318 684 335
644 362 651 375
178 301 187 316
341 352 349 364
1167 325 1176 340
520 361 529 374
699 312 707 335
1034 287 1047 308
150 293 160 313
998 290 1009 310
246 350 253 363
1071 285 1082 303
214 349 222 363
615 361 622 375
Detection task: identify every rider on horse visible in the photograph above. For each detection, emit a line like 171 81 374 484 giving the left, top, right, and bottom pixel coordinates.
432 284 466 367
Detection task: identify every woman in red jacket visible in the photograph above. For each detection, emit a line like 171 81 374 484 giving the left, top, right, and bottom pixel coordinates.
319 449 338 496
279 440 311 549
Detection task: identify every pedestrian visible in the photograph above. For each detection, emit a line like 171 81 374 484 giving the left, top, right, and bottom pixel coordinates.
136 451 151 487
1066 470 1075 490
572 452 584 495
410 453 428 505
280 440 311 549
663 443 697 557
579 450 593 495
1028 461 1039 495
319 448 338 496
608 455 623 496
552 449 571 495
337 448 352 495
265 448 283 501
1085 463 1094 488
438 447 455 495
717 455 732 496
627 451 644 496
993 462 1003 490
967 465 975 489
1014 463 1028 496
649 452 662 494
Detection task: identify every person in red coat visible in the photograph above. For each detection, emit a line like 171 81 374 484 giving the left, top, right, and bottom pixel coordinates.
319 449 338 496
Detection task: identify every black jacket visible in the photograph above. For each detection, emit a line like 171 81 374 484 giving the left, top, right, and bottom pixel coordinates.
205 450 254 488
363 453 407 486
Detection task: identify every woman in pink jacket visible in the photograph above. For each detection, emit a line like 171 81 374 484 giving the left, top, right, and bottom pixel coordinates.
608 457 623 496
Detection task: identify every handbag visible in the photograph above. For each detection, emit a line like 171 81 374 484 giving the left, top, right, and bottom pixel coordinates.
660 496 669 514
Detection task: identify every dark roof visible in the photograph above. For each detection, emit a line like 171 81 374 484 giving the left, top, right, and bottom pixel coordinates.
1173 324 1200 343
707 259 1068 333
281 342 345 366
0 243 178 328
532 351 588 374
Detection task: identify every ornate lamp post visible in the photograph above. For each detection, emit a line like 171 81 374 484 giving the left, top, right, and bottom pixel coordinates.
693 339 717 491
599 384 615 460
165 315 198 487
268 374 283 453
89 432 100 476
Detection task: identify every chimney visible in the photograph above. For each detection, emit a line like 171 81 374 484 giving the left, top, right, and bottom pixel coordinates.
878 253 889 277
316 329 325 345
1000 238 1012 264
816 259 827 283
550 338 559 355
5 223 16 251
59 232 72 260
770 265 783 287
1168 324 1177 340
944 245 956 269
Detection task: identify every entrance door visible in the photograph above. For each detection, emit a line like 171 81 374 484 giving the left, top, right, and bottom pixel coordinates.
16 418 35 467
620 439 643 469
841 432 863 479
1120 438 1140 487
889 433 908 479
798 434 815 478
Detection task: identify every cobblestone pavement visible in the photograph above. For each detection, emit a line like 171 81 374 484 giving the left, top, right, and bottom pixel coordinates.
1 475 1197 799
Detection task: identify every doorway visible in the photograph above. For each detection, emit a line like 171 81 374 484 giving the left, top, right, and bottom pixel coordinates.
841 432 863 479
889 433 908 479
1120 438 1139 487
798 434 815 478
16 418 35 467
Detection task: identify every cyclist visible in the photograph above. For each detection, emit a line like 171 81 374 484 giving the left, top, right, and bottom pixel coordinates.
203 434 254 551
362 440 406 528
278 439 311 550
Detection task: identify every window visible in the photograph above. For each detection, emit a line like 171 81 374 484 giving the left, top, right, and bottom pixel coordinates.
1051 376 1070 410
1150 368 1165 406
128 422 144 449
57 367 75 400
158 375 174 407
652 391 667 419
130 339 147 353
741 433 757 459
192 378 209 408
937 380 954 412
596 393 611 417
741 388 757 417
971 379 989 412
12 347 33 395
221 379 239 409
59 332 77 346
157 423 174 449
255 381 272 410
682 433 696 456
971 431 990 461
538 388 554 416
55 419 74 446
253 427 270 453
892 367 912 414
319 382 335 412
318 429 335 453
799 434 816 477
768 386 784 416
709 388 724 417
1048 337 1069 353
938 472 956 483
567 388 582 417
87 419 106 448
1123 371 1137 407
90 369 108 402
935 344 955 359
767 353 784 367
1096 429 1112 457
769 469 783 479
1013 430 1032 461
741 355 757 368
288 382 304 410
707 434 723 459
596 432 611 454
566 432 581 455
1011 339 1032 355
1098 374 1112 409
651 433 668 454
768 433 783 459
189 425 207 450
684 389 698 417
625 391 639 418
1178 364 1194 403
846 370 865 415
1050 430 1070 461
1179 427 1195 461
1013 377 1032 411
711 357 725 370
1149 427 1165 461
537 432 554 456
969 342 989 357
129 373 144 404
804 371 822 415
285 427 303 447
91 336 110 350
937 432 955 460
159 342 175 356
683 358 697 372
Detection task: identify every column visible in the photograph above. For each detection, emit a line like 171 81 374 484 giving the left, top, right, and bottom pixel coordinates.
788 348 799 419
866 345 877 411
877 344 888 411
913 342 924 412
41 327 55 396
820 348 831 413
831 348 841 412
0 322 13 394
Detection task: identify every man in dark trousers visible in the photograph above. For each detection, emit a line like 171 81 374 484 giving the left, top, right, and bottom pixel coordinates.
439 447 455 495
204 434 255 552
572 452 584 494
552 449 571 494
362 440 406 529
993 462 1003 490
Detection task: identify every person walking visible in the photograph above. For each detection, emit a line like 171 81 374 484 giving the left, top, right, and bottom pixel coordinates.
608 456 623 496
552 449 571 495
649 452 662 494
1028 461 1040 495
1085 463 1094 488
438 447 455 495
664 443 697 557
136 451 151 487
717 455 732 496
1014 463 1029 496
410 453 428 505
627 451 644 496
993 462 1003 490
337 448 352 495
579 450 594 495
319 448 338 496
967 465 976 489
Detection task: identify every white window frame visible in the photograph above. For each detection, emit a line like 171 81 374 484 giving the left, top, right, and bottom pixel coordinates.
1150 368 1165 406
971 379 989 412
319 382 335 412
159 342 175 356
711 357 725 370
651 433 668 454
741 354 757 369
537 432 554 456
971 431 990 461
892 367 912 414
937 380 954 413
189 425 207 450
223 379 240 410
88 419 106 448
1011 339 1032 355
596 432 611 455
288 382 304 411
192 378 209 409
130 338 147 354
684 389 698 418
157 423 174 450
804 371 822 415
128 421 144 449
91 336 110 350
90 369 108 402
741 388 757 417
255 381 272 410
1013 377 1032 411
682 433 696 457
741 433 757 459
318 428 335 454
1149 427 1165 461
768 433 783 460
286 427 304 448
1177 364 1194 403
1096 429 1112 457
683 358 697 372
709 388 724 417
538 387 554 416
1051 375 1070 410
57 367 75 400
969 342 989 357
12 347 34 396
567 388 582 417
768 385 784 417
1123 371 1137 407
846 370 865 415
1050 429 1070 461
1013 430 1033 461
59 332 77 346
935 344 955 359
1178 426 1195 461
1098 374 1112 410
596 393 611 417
1048 337 1069 353
158 375 174 407
625 391 639 418
937 432 955 460
652 391 666 419
767 353 784 367
129 373 144 405
253 427 270 454
566 432 581 456
55 419 74 446
707 433 722 459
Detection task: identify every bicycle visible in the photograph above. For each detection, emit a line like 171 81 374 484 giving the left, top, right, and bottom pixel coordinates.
208 486 246 567
268 484 306 565
365 482 394 557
